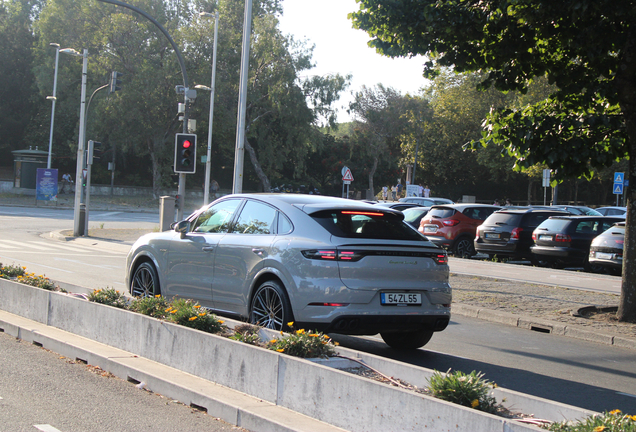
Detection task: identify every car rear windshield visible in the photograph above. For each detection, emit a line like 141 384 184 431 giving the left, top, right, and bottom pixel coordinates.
482 212 523 226
428 208 456 219
310 210 425 241
536 218 571 232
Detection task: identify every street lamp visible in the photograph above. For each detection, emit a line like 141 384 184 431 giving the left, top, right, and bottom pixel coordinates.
197 10 219 205
46 45 82 169
233 0 252 194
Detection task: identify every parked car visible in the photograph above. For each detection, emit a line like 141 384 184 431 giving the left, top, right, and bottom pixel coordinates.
419 204 501 257
595 206 627 216
126 194 451 350
530 216 624 270
374 201 423 211
589 222 625 274
551 205 603 216
402 206 431 229
399 197 454 206
474 208 570 262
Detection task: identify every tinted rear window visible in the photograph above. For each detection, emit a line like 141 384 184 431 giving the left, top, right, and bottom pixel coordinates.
311 210 425 241
483 212 523 226
537 218 571 231
428 208 456 219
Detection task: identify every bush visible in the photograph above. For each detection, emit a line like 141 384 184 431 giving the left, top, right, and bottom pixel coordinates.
0 263 26 278
129 295 169 318
88 288 127 309
165 298 225 334
543 409 636 431
267 323 337 358
229 324 263 346
427 369 498 414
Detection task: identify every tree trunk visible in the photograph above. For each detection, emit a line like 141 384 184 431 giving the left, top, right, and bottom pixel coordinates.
244 137 270 192
368 156 379 199
616 27 636 322
148 138 161 199
527 179 532 205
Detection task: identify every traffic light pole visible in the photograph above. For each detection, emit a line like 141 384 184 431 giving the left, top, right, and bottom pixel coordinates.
73 49 89 237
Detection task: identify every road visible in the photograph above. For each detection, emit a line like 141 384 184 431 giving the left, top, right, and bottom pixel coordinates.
1 205 635 416
0 331 245 432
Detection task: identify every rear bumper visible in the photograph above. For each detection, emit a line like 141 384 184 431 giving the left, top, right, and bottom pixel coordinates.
474 241 521 257
297 313 451 335
425 235 452 249
530 245 587 263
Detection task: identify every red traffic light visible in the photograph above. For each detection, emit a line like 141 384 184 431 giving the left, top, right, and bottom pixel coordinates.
182 140 192 149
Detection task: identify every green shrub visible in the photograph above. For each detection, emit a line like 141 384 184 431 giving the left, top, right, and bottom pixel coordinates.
129 295 169 318
229 324 263 346
165 298 225 334
267 323 337 358
0 263 26 278
88 288 127 309
543 409 636 431
427 369 498 414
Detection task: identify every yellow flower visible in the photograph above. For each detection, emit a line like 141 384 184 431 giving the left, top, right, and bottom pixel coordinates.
492 383 498 388
198 312 206 317
280 331 284 335
630 415 636 421
194 305 201 309
165 308 173 312
170 310 176 314
296 329 305 335
188 316 197 321
276 348 284 352
593 426 607 432
471 399 479 408
218 320 224 324
609 409 622 415
309 334 319 337
287 322 294 327
270 339 277 344
334 342 339 346
22 266 27 270
155 294 161 298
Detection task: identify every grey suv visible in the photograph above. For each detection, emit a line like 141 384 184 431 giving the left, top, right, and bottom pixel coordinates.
474 208 569 263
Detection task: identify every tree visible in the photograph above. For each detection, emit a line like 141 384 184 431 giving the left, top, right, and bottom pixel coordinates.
351 0 636 322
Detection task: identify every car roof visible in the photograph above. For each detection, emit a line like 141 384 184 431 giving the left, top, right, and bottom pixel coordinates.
430 203 501 211
494 208 570 215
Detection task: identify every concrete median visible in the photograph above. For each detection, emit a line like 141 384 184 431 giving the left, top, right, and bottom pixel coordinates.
0 278 597 431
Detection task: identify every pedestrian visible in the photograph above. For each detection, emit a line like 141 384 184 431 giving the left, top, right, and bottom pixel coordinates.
423 185 431 198
418 184 424 197
493 199 500 206
505 198 511 206
391 185 397 201
61 173 73 194
397 182 403 198
210 179 219 199
382 185 388 201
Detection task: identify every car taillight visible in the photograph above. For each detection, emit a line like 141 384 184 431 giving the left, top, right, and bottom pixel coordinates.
433 254 448 265
443 219 460 227
475 227 481 240
301 250 365 262
555 234 571 242
616 240 624 246
511 227 523 239
532 232 537 241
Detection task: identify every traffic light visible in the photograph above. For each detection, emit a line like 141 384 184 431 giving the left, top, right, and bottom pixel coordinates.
174 133 197 174
109 71 123 93
87 140 102 165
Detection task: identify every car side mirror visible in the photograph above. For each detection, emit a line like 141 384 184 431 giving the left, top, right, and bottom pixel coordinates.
175 220 190 239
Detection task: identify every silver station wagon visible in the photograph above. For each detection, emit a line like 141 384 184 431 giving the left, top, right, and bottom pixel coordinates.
125 194 451 349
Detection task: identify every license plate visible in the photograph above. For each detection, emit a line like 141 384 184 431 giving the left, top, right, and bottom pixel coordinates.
424 226 438 234
539 235 552 241
485 233 500 239
596 252 613 260
381 292 422 305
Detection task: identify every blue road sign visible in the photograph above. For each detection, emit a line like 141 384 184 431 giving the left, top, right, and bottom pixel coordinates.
614 172 625 195
614 183 624 194
615 172 624 183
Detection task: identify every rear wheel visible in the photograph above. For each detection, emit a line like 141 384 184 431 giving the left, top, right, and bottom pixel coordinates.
131 261 159 297
453 237 474 258
249 280 293 331
381 330 434 350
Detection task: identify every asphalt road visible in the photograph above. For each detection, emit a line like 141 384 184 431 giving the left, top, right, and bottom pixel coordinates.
0 332 245 432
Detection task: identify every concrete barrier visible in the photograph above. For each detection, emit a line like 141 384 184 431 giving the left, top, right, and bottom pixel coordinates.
0 278 596 431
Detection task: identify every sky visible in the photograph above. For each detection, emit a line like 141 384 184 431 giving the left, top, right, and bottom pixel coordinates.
277 0 429 123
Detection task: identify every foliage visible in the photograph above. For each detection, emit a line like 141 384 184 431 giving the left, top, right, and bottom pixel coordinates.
88 287 127 309
128 294 169 319
543 409 636 432
1 263 57 291
165 298 225 334
229 323 263 346
0 263 26 277
267 322 337 358
426 369 499 414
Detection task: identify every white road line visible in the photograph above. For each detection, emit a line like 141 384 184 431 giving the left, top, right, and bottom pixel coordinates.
0 241 19 249
34 425 63 432
96 211 124 217
1 240 51 251
617 391 636 399
29 241 115 253
0 255 74 273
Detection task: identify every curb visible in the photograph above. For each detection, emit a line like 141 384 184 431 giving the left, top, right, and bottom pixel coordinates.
452 303 636 350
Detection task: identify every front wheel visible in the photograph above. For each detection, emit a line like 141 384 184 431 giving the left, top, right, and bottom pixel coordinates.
249 280 293 331
453 237 474 258
131 261 159 297
381 330 434 350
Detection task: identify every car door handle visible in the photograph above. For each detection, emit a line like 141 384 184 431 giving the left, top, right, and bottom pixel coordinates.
202 246 215 252
252 248 265 256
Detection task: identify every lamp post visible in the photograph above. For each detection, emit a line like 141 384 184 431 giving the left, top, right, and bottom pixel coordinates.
197 10 219 205
233 0 252 194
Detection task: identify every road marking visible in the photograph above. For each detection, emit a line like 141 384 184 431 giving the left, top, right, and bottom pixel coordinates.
0 254 74 273
96 211 124 218
617 391 636 399
34 425 63 432
1 240 51 251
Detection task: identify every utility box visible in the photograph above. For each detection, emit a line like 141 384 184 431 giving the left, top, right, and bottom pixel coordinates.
160 196 176 231
462 195 476 203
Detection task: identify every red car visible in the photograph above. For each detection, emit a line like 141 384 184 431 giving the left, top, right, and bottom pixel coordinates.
419 204 501 257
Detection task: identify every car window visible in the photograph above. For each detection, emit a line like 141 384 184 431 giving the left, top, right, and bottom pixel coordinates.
311 210 424 241
233 200 277 234
428 208 455 219
192 199 241 233
601 220 620 232
278 213 293 234
575 221 596 234
536 218 570 232
524 213 553 227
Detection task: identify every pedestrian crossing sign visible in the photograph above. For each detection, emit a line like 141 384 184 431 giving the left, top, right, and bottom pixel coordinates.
614 183 624 194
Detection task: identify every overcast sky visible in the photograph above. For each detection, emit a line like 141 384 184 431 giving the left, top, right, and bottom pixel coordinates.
277 0 429 122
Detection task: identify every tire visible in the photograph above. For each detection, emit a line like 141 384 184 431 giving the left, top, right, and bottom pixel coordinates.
130 261 159 297
453 237 474 258
381 330 434 350
249 280 293 331
584 258 605 274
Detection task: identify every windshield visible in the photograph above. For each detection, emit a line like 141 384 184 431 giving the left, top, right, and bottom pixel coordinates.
311 210 425 241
